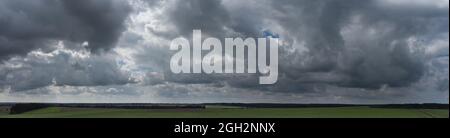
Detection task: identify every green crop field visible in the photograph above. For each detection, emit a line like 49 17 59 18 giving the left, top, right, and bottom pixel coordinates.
0 106 448 118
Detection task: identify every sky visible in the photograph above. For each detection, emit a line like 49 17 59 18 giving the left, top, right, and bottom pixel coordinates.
0 0 448 103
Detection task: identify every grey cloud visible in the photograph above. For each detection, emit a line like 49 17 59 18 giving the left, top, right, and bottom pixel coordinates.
167 0 231 38
0 0 131 60
0 47 133 91
150 0 448 94
238 0 445 91
270 0 434 89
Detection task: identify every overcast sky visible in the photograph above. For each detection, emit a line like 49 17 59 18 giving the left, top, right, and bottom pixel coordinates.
0 0 448 103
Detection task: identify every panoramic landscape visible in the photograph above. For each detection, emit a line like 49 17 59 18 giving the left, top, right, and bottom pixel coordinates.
0 0 448 120
0 0 448 136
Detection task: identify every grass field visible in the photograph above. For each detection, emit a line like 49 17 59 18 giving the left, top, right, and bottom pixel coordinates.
0 106 448 118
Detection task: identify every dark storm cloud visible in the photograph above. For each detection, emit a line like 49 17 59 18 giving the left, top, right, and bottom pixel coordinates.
0 0 133 91
270 0 446 90
0 0 131 60
156 0 448 93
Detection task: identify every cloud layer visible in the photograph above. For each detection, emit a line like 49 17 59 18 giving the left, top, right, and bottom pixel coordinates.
0 0 448 103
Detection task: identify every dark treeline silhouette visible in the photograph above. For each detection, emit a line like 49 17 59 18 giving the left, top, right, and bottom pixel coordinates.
370 104 449 109
3 103 206 115
9 103 49 114
206 103 359 108
205 103 449 109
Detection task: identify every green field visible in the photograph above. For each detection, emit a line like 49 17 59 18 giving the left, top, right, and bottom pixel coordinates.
0 106 448 118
